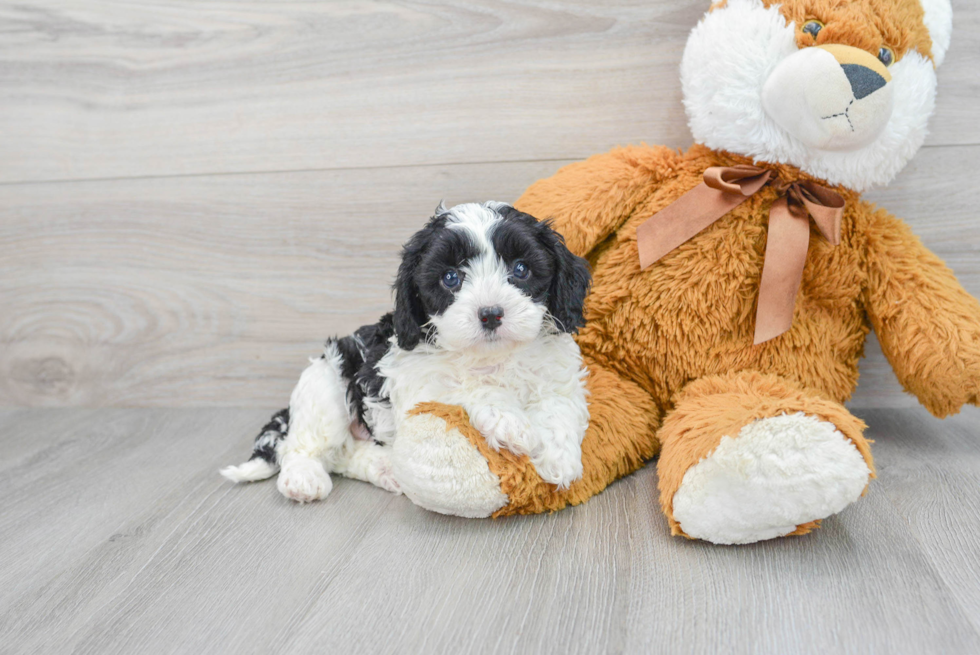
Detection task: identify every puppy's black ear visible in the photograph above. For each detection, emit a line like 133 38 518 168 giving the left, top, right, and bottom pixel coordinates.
392 262 424 350
543 221 591 333
392 217 439 350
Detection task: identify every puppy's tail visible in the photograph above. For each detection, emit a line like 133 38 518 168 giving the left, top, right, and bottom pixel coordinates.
220 458 278 483
220 408 289 483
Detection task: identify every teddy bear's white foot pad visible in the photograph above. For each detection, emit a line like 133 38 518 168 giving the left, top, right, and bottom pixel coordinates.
671 412 871 545
277 455 333 503
391 413 508 518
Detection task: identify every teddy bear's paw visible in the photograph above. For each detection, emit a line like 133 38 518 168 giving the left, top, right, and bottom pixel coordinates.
671 412 871 545
276 455 333 503
391 411 508 518
468 406 531 455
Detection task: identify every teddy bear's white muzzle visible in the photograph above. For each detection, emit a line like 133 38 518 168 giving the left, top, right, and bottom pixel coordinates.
762 44 893 152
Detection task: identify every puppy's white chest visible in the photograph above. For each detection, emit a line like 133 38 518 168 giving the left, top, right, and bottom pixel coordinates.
467 363 501 377
379 344 537 416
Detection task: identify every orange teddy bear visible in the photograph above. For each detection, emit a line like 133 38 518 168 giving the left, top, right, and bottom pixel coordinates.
389 0 979 544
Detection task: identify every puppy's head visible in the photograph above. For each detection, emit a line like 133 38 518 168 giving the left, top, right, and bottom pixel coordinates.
393 201 591 352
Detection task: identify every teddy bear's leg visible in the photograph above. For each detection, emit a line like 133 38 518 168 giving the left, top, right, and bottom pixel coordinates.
389 404 510 518
657 371 875 545
390 358 661 517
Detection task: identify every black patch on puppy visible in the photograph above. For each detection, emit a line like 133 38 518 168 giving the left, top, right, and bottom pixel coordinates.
392 208 480 349
392 213 448 350
489 212 556 304
334 313 396 434
492 206 592 333
331 333 363 382
244 315 397 463
248 408 290 465
413 227 480 314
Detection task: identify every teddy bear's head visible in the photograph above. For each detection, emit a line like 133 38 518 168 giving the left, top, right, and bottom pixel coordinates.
681 0 952 191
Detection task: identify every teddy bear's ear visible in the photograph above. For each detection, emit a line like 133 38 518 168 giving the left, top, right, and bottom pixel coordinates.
920 0 953 66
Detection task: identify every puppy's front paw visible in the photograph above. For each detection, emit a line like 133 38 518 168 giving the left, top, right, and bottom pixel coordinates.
532 441 584 489
277 456 333 503
469 406 530 454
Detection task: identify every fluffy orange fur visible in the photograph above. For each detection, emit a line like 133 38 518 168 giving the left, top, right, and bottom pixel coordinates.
406 142 979 528
765 0 935 63
401 0 977 536
510 143 980 528
714 0 934 63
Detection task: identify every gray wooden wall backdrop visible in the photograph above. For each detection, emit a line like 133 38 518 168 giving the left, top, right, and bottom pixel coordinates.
1 0 978 408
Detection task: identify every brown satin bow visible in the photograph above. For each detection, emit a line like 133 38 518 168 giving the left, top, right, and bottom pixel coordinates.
635 165 845 345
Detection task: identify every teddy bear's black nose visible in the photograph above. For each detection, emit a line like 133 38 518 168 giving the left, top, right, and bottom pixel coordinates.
478 306 504 331
841 64 887 100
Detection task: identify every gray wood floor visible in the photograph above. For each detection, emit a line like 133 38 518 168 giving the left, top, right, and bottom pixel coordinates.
1 405 979 654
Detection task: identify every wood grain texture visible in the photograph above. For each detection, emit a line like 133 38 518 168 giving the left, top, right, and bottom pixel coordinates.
0 160 577 407
1 0 979 408
861 408 980 635
1 406 979 654
2 148 978 408
0 0 977 184
0 0 700 184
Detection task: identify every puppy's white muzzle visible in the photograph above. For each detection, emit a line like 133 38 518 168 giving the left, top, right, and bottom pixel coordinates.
762 44 893 152
431 255 546 352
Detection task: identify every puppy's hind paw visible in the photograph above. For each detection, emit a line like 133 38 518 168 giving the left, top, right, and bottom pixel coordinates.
374 458 401 494
277 456 333 503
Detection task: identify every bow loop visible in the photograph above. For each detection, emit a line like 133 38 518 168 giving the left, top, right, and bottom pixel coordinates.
793 181 845 246
703 165 771 196
635 165 846 344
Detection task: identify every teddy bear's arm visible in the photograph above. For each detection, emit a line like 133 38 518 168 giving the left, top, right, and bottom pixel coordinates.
515 145 678 258
862 207 980 417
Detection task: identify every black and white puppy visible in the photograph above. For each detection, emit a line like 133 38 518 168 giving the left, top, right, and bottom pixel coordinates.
221 201 591 502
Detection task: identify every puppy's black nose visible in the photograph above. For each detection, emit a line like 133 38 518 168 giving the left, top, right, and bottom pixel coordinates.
478 306 504 331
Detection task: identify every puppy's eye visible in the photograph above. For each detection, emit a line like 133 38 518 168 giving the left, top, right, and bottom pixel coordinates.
802 20 823 39
511 261 530 280
877 46 894 67
441 269 460 289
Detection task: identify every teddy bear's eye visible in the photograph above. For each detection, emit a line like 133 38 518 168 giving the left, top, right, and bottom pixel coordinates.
802 20 823 39
877 46 895 67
